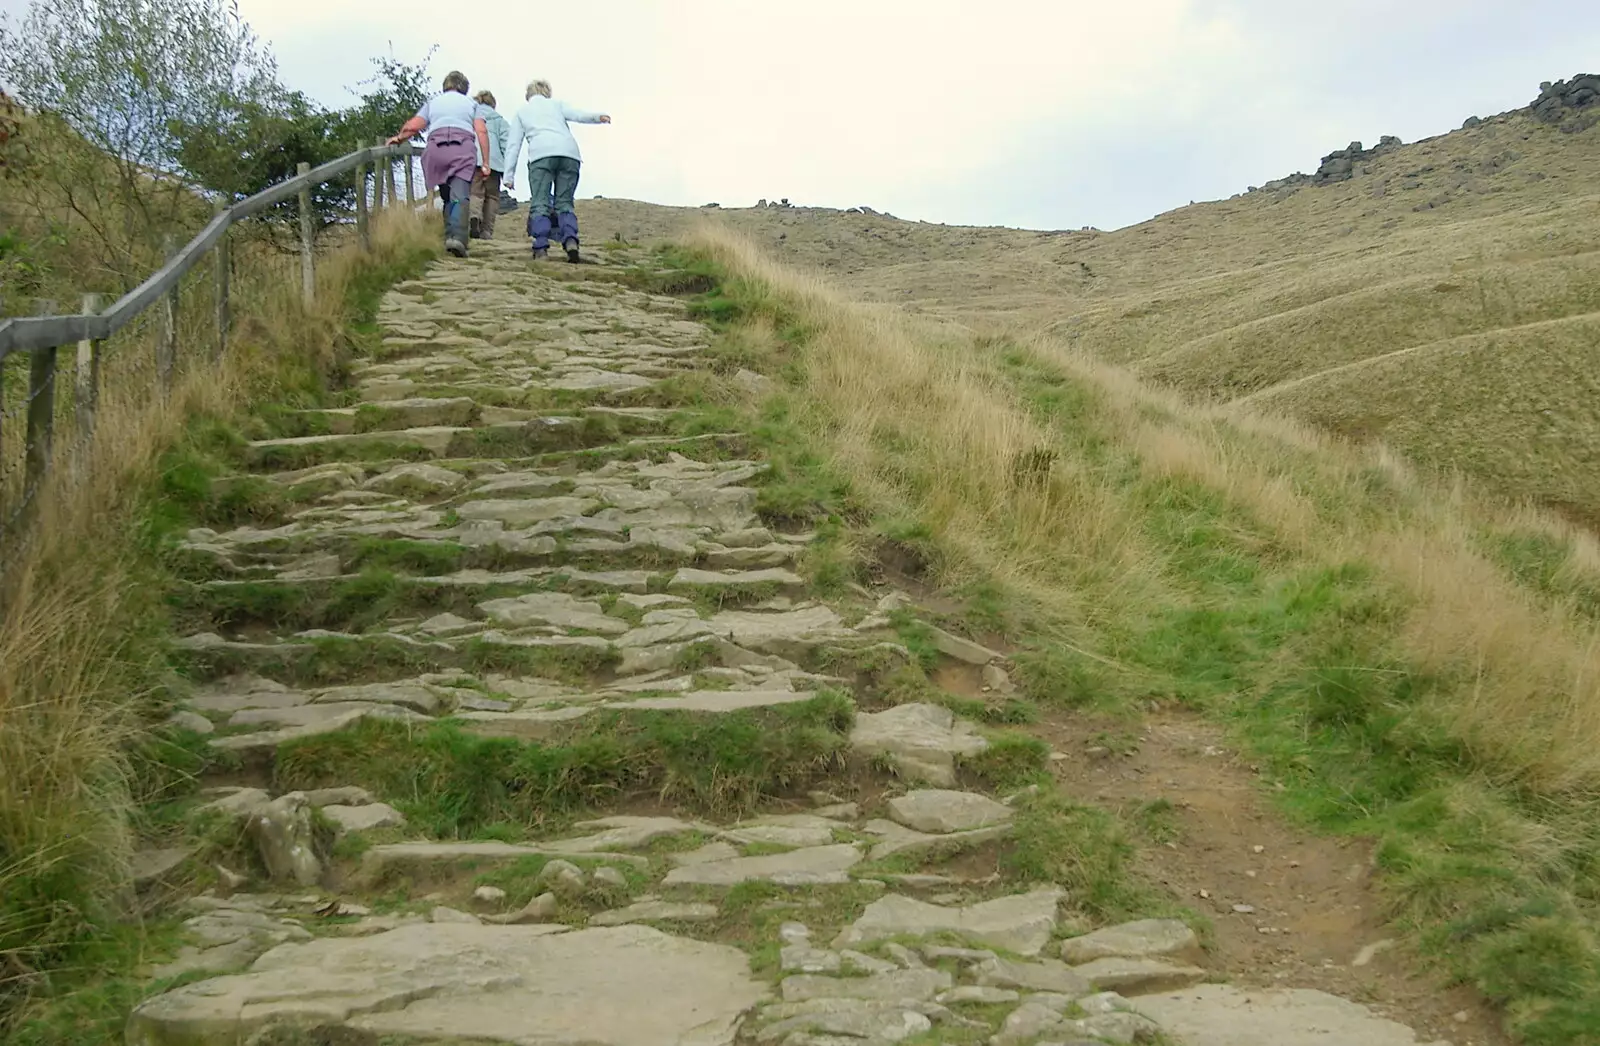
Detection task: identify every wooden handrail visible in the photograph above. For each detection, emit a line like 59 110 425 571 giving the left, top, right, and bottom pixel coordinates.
0 142 423 360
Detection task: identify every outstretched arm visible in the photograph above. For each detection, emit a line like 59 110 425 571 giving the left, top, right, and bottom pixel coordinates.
386 114 426 146
559 101 612 124
502 113 525 188
474 117 491 176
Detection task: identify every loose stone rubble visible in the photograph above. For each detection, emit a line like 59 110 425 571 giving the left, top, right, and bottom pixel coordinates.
124 229 1452 1046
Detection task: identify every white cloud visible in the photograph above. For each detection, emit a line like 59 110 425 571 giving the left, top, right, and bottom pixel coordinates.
4 0 1596 229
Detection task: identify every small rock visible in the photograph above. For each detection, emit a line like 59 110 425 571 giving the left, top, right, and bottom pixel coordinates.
1351 939 1395 967
883 943 924 968
781 945 842 973
301 786 374 808
980 664 1017 693
592 866 628 889
540 859 586 890
166 710 215 735
1077 990 1135 1015
840 950 899 975
319 802 406 834
923 624 1003 664
214 864 249 890
779 921 812 944
430 906 481 925
1232 904 1256 914
920 945 996 963
481 891 557 925
472 885 507 906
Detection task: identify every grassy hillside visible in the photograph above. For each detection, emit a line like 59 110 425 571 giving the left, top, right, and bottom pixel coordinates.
676 222 1600 1044
569 84 1600 524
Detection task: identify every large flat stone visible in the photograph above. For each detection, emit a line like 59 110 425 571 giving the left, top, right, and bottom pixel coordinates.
862 818 1011 861
456 496 600 528
662 844 862 887
589 901 720 927
971 955 1091 996
780 967 951 1003
126 924 768 1046
887 789 1013 833
548 816 707 852
833 888 1063 956
707 606 858 658
1135 985 1454 1046
1071 955 1207 995
609 690 821 713
478 591 630 634
1059 918 1202 964
849 703 988 787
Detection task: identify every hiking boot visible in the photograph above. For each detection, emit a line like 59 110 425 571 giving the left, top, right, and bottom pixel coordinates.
564 238 581 264
469 217 482 239
532 246 548 260
445 238 467 258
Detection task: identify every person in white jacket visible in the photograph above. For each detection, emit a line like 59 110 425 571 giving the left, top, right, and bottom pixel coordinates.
503 80 611 262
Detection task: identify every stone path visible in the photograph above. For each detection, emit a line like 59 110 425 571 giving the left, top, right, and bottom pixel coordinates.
129 233 1454 1045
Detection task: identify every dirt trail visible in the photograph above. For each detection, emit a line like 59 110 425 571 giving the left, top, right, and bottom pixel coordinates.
1036 711 1510 1046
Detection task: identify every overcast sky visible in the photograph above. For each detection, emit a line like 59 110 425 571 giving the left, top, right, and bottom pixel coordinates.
3 0 1595 230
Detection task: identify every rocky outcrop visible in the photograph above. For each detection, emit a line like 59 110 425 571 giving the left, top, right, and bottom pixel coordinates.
1530 73 1599 133
1311 136 1404 184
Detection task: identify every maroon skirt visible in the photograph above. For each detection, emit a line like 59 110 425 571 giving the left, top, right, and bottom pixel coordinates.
421 128 477 189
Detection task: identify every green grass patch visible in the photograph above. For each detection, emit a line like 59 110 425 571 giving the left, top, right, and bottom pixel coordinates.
274 690 856 832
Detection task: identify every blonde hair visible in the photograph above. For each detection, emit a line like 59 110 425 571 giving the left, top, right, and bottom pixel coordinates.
526 80 552 99
443 70 469 95
475 90 497 108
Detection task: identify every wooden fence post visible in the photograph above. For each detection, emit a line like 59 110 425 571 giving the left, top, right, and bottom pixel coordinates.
76 293 104 442
24 299 59 500
385 150 398 209
404 150 415 205
372 140 386 211
355 153 371 251
297 161 315 306
213 198 230 360
157 235 177 390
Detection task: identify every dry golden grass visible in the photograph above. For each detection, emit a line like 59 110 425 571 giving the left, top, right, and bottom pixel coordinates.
691 217 1600 1035
692 218 1600 794
0 206 435 1000
581 105 1600 525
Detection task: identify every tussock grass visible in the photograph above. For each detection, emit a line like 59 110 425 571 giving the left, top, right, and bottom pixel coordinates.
687 225 1600 1043
0 206 437 1026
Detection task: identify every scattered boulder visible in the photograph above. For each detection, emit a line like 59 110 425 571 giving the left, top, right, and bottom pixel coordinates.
781 967 951 1003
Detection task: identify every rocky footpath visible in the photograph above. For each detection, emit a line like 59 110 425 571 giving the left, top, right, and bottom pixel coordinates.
126 232 1454 1046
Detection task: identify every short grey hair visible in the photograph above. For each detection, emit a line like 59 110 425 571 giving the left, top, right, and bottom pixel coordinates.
526 79 552 99
443 70 469 95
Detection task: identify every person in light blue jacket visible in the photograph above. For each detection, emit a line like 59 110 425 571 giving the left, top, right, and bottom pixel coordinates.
503 80 611 262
